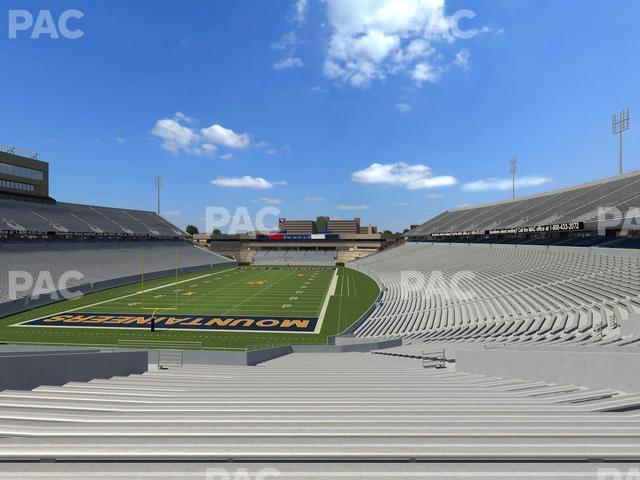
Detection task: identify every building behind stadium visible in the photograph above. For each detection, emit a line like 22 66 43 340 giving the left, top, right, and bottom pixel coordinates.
194 216 388 264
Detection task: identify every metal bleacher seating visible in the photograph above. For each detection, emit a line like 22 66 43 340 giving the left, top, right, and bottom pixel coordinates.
0 196 236 313
409 169 640 237
252 250 337 266
350 242 640 345
0 241 234 307
0 199 185 237
0 352 638 476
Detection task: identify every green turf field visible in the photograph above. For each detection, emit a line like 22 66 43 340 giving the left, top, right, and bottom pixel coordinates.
0 266 379 350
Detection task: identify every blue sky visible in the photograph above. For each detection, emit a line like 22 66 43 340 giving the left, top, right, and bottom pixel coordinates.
1 0 639 232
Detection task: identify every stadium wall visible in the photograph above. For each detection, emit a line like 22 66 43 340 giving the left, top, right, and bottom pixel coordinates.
0 262 235 320
141 346 294 366
121 340 402 366
295 338 402 352
457 347 640 393
0 349 147 391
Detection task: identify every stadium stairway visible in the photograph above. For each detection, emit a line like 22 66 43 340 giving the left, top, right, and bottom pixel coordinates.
0 352 639 478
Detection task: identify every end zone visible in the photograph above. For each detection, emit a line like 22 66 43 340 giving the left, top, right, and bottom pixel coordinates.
16 313 319 333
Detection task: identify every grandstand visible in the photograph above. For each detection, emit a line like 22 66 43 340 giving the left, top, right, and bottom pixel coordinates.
0 240 232 315
252 249 337 266
0 199 185 237
350 242 640 344
1 351 639 477
408 169 640 242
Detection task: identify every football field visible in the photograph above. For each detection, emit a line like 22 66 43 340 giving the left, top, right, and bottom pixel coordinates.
67 266 336 321
0 266 380 350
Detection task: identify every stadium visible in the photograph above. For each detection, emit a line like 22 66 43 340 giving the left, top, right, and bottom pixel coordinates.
3 140 640 478
2 1 640 478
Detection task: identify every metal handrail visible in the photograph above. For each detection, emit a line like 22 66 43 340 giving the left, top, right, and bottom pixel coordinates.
422 349 446 369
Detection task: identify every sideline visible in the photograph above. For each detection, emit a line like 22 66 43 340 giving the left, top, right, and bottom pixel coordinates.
314 268 339 334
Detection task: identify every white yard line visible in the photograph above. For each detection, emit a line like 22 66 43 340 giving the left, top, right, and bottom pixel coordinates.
314 268 339 334
13 267 238 325
178 268 267 309
221 270 296 315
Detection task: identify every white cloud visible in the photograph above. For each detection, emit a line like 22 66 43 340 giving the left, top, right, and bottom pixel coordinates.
266 149 278 155
162 210 182 217
271 30 297 50
219 153 233 160
200 124 251 149
271 1 307 74
193 143 217 157
109 135 125 144
152 114 258 156
323 0 477 88
174 112 194 124
293 0 308 23
305 196 324 202
463 176 553 192
427 192 443 198
274 57 303 70
352 162 457 189
395 103 412 113
260 197 284 205
272 180 288 186
151 118 198 155
211 176 277 189
452 49 470 69
412 62 439 84
336 204 370 211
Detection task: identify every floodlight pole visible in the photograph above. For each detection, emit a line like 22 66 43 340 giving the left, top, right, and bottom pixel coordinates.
154 176 163 214
620 129 623 175
509 157 517 200
612 109 630 176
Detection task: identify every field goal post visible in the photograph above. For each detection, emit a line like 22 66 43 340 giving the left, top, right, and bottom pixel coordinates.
140 249 180 313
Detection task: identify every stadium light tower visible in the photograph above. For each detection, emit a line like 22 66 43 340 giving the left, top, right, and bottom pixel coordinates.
612 109 630 175
154 176 163 214
509 157 517 200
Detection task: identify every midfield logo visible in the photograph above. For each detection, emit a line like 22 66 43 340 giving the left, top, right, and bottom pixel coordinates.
17 313 318 333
